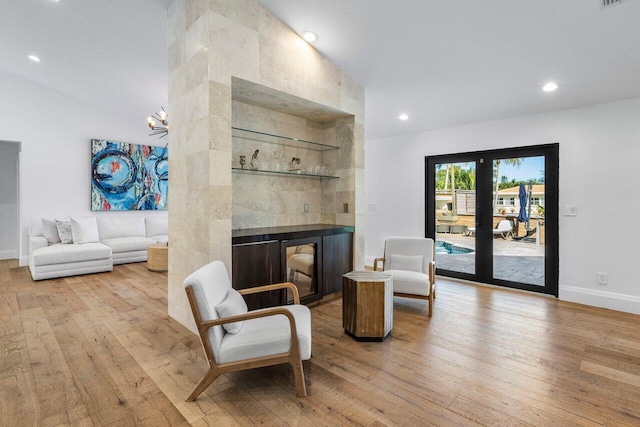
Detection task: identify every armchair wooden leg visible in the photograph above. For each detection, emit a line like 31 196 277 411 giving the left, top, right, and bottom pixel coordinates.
428 287 434 317
290 357 307 398
187 367 221 402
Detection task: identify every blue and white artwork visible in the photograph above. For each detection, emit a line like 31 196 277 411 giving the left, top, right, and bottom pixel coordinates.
91 139 168 211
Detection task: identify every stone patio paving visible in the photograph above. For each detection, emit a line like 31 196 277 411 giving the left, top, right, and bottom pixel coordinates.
436 233 545 286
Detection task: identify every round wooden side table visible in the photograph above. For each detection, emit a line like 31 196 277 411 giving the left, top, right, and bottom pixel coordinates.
147 243 168 272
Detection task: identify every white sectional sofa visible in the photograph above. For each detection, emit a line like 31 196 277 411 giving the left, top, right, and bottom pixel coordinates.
29 216 168 281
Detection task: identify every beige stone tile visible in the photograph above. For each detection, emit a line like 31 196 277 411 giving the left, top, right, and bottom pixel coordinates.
209 0 258 31
321 213 336 224
185 50 209 93
209 81 232 118
187 152 210 187
186 82 209 124
168 67 186 104
168 186 187 216
167 0 186 47
185 0 207 28
183 116 208 155
186 14 209 61
209 12 259 63
168 37 186 74
210 185 232 220
210 150 232 186
209 115 232 152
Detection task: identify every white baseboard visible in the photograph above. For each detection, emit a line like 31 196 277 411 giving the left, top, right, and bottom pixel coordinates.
559 286 640 316
0 249 18 260
19 255 29 266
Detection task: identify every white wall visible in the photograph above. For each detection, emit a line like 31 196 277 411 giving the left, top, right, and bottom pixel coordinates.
0 69 167 264
365 96 640 314
0 142 20 259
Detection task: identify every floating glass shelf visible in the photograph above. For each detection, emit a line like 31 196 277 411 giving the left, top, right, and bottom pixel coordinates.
232 168 339 179
232 127 339 151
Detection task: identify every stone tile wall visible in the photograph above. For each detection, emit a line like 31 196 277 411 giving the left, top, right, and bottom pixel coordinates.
168 0 364 331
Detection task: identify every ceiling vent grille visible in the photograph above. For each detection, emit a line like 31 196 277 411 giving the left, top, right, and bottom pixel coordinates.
600 0 634 8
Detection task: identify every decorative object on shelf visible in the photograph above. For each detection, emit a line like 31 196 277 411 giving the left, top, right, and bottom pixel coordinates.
239 155 246 169
147 107 169 138
271 150 281 171
250 149 259 170
289 157 301 171
91 139 168 211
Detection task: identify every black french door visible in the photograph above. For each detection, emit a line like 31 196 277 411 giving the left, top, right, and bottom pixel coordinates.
426 144 558 296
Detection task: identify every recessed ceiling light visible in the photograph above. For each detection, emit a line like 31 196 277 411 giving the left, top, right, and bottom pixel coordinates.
542 82 558 92
399 113 409 121
28 55 41 62
301 31 318 43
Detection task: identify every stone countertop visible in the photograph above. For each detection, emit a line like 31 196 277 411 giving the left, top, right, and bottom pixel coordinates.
232 224 354 244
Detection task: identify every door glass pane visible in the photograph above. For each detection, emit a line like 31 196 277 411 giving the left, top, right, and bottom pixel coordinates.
435 161 476 275
492 156 545 286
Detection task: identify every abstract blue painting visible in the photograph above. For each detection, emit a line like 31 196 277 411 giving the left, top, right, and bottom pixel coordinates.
91 139 168 211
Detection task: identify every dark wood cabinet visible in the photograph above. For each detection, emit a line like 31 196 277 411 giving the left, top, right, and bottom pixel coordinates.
232 224 353 308
322 233 353 295
232 241 283 310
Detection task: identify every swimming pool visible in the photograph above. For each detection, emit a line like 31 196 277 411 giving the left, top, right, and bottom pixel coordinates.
436 241 474 255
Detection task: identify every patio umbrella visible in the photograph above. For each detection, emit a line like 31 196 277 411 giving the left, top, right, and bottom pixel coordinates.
517 182 528 225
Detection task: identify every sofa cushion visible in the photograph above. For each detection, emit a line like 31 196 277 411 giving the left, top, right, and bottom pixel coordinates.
385 269 431 296
42 219 62 244
56 219 73 244
101 236 156 254
97 217 146 240
32 243 112 266
215 289 248 334
218 305 311 364
146 217 168 238
71 217 100 244
388 254 423 273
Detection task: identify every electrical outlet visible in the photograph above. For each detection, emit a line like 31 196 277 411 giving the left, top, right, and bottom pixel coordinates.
303 203 309 213
564 205 577 216
597 272 608 285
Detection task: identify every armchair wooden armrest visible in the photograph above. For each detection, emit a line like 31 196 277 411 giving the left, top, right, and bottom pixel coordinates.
373 257 385 272
237 282 300 304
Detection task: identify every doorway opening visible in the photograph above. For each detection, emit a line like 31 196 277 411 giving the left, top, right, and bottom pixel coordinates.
0 140 21 261
426 144 558 296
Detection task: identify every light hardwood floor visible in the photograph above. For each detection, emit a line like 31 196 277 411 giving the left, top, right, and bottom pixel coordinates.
2 259 640 426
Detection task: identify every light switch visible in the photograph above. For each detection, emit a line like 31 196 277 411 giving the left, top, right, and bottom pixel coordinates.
303 203 309 213
368 204 377 212
563 205 577 216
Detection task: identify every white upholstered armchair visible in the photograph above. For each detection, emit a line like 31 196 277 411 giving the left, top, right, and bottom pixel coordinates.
184 261 312 400
374 237 436 316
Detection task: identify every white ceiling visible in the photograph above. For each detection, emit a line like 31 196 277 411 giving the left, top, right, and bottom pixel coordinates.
0 0 168 124
3 0 640 140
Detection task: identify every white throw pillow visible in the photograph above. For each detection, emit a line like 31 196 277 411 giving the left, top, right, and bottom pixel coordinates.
389 254 423 273
215 289 248 334
71 217 100 244
42 219 61 244
55 219 73 244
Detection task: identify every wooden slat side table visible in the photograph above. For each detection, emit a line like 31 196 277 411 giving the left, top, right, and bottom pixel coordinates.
147 243 168 272
342 271 393 342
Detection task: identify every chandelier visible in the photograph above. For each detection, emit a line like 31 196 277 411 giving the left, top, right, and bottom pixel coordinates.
147 107 169 138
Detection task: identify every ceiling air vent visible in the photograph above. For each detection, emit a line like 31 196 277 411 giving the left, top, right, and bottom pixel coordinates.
600 0 635 9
